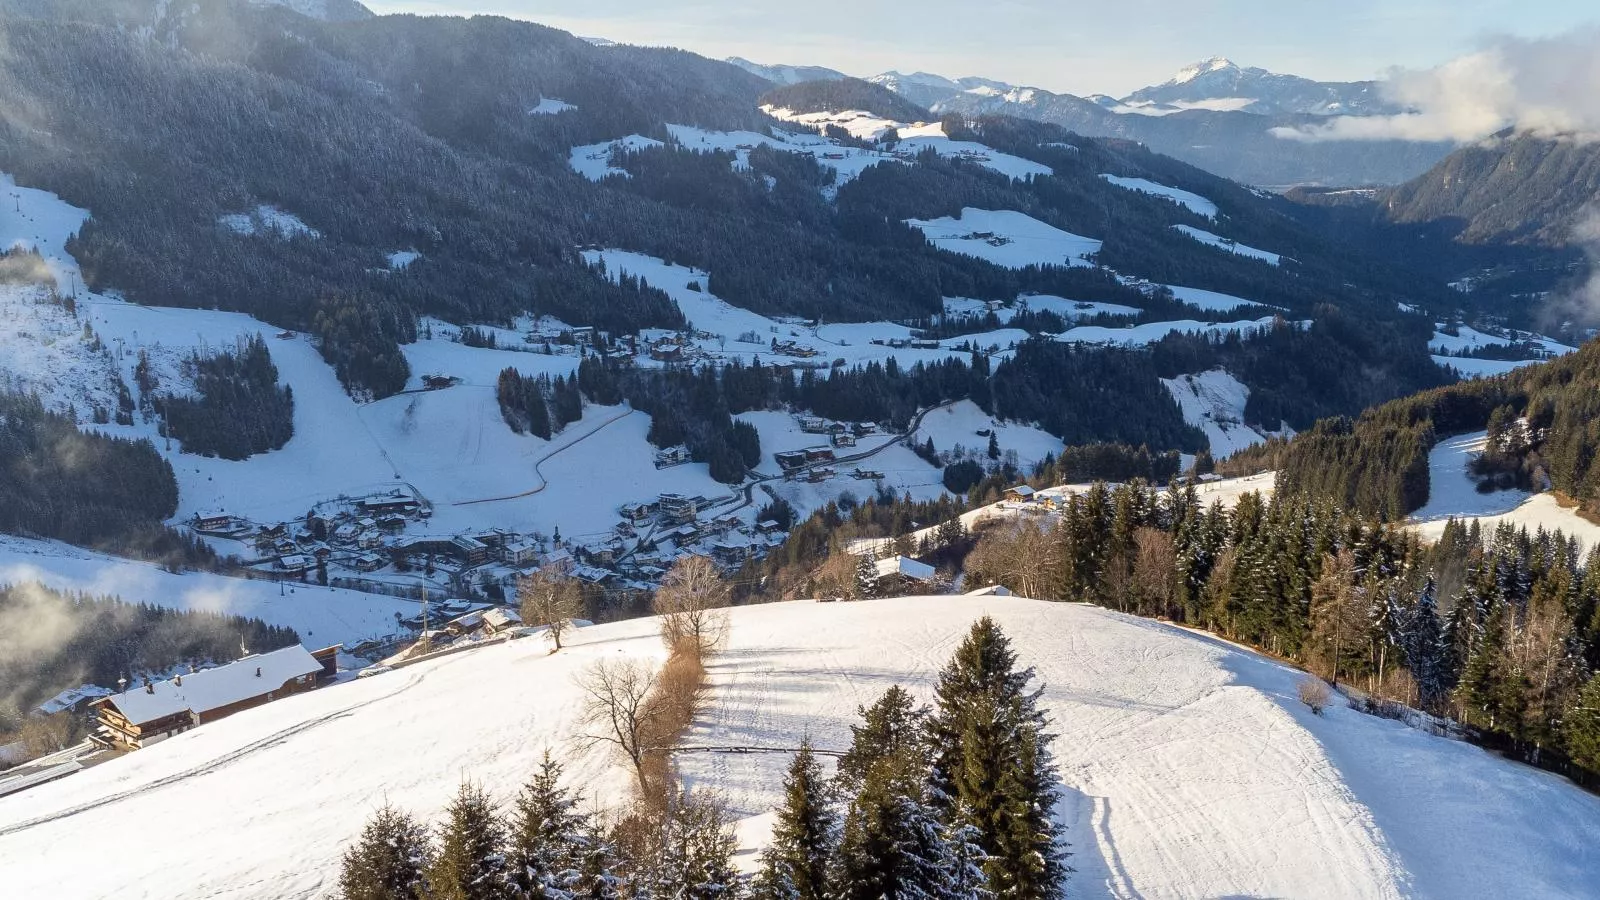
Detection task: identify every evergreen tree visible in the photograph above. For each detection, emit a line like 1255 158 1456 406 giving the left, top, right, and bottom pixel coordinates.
928 618 1067 899
836 686 927 796
753 742 837 900
508 752 587 899
428 782 512 900
339 804 433 900
835 750 949 900
1406 577 1450 711
640 791 742 900
855 551 880 600
1563 675 1600 773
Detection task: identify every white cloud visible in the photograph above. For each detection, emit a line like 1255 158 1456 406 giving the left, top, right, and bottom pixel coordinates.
1274 28 1600 143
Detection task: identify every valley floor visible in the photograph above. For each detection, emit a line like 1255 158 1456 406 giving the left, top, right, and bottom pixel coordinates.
2 596 1596 899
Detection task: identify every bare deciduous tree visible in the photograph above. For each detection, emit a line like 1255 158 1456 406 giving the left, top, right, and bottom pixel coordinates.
653 555 730 656
1132 527 1177 619
518 569 584 651
963 519 1059 598
577 658 664 793
1297 676 1332 715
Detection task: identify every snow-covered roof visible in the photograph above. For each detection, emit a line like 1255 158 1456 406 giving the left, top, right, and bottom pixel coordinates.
35 684 112 715
99 645 322 726
1007 485 1036 498
875 555 936 582
964 584 1013 597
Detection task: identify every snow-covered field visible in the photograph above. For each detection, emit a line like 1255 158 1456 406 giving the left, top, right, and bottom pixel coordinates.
0 535 414 647
911 399 1063 469
1055 315 1281 347
1172 224 1281 265
1161 369 1280 457
1432 356 1542 378
6 596 1596 899
219 205 319 240
1427 325 1573 357
567 134 664 181
1098 174 1218 219
1410 431 1600 553
1015 293 1140 320
905 208 1100 269
760 107 1052 181
1165 283 1277 313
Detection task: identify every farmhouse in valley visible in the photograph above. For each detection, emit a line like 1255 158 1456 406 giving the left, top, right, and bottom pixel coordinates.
90 645 338 751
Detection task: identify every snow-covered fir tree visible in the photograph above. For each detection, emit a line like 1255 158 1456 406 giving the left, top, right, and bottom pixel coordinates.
508 751 587 899
753 741 837 900
428 782 512 900
928 618 1067 899
338 803 433 900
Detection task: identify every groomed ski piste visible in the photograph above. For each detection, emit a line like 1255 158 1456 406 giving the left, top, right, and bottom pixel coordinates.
3 595 1597 899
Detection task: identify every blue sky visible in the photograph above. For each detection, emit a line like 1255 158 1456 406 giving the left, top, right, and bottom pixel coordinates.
362 1 1598 95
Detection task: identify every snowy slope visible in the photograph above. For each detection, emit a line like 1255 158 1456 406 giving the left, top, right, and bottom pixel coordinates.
1160 369 1281 457
1056 316 1282 347
568 135 664 181
1410 431 1600 553
911 399 1064 468
1015 294 1140 320
6 597 1598 899
1098 174 1218 219
1172 225 1281 265
0 535 413 647
760 107 1051 180
1166 283 1278 313
905 208 1100 269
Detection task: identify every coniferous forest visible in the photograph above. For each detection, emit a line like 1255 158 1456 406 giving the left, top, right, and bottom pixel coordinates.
157 335 295 460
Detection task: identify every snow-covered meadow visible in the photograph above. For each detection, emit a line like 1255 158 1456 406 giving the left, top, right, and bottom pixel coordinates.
905 208 1101 269
4 596 1597 899
1098 174 1218 218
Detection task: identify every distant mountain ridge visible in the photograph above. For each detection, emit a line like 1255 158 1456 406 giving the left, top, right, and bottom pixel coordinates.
729 55 1446 186
1122 56 1393 117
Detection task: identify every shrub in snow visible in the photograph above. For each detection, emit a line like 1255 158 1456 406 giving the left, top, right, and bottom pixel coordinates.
1298 676 1332 716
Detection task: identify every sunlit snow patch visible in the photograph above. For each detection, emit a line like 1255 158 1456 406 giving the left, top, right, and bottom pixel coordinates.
1172 225 1279 265
219 205 320 240
905 208 1100 269
1100 174 1218 219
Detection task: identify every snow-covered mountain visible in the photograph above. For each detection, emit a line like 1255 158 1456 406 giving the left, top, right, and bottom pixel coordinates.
245 0 373 21
4 595 1596 899
726 56 845 85
1120 56 1392 117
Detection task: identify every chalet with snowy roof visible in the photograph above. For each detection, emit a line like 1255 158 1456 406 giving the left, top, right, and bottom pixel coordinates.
501 538 538 567
1004 485 1036 502
90 645 337 751
872 556 939 595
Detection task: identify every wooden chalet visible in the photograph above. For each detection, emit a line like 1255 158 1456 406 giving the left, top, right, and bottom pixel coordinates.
91 645 337 751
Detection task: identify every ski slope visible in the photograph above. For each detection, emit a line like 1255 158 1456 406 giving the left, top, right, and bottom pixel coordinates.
5 596 1598 899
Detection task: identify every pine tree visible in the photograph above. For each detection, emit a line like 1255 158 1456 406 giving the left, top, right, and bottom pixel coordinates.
928 618 1067 899
339 804 433 900
1563 675 1600 773
641 791 741 900
855 552 880 600
509 752 587 899
428 782 512 900
1406 577 1450 711
754 742 837 900
835 750 948 900
836 686 927 796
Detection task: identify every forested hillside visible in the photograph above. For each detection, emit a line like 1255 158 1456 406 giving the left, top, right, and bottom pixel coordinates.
1265 340 1600 519
760 77 930 123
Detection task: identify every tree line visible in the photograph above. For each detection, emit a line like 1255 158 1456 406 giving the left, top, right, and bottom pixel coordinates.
962 480 1600 786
